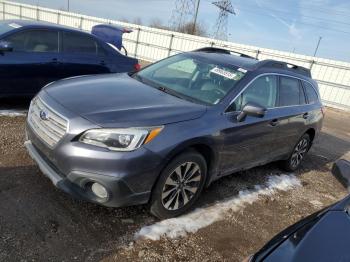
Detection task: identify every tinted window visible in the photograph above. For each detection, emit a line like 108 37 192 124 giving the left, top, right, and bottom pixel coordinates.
279 77 306 106
4 30 58 52
303 81 319 104
231 75 278 111
62 32 97 55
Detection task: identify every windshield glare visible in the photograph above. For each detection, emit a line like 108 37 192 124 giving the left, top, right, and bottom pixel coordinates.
135 53 246 105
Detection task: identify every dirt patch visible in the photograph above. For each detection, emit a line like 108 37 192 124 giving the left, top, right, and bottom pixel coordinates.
0 108 349 261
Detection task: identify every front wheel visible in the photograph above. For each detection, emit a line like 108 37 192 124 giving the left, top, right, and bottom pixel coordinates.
282 134 311 172
149 151 207 219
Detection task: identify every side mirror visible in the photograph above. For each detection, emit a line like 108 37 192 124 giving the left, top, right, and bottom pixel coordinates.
237 102 267 122
332 159 350 188
0 41 13 52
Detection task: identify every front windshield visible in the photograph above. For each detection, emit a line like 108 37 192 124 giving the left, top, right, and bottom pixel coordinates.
135 53 246 105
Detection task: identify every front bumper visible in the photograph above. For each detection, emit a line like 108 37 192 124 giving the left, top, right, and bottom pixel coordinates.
25 140 153 207
24 92 168 207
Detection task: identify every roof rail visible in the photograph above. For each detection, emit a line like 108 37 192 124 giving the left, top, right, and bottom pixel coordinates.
257 60 311 77
193 47 257 60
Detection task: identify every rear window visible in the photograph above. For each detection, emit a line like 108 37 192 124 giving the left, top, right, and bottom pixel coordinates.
279 77 306 106
303 81 319 104
62 31 98 55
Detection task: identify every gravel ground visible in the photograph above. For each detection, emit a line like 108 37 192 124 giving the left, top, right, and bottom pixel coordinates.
0 105 349 262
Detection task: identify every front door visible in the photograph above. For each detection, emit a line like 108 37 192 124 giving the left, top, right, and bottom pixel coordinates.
0 29 60 96
220 75 283 173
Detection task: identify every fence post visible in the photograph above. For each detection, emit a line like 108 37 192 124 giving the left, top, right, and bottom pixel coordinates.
36 6 39 21
2 2 5 19
309 60 315 70
256 49 260 59
168 34 174 57
19 5 22 19
211 41 215 47
134 27 141 58
79 16 84 29
57 11 61 24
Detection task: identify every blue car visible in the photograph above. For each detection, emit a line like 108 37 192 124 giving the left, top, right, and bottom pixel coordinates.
248 159 350 262
0 20 140 98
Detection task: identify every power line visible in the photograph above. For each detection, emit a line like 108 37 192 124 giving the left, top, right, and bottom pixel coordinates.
212 0 236 40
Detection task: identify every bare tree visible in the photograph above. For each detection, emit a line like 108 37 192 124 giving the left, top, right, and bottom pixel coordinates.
177 21 208 36
149 18 208 37
132 17 143 25
149 18 170 30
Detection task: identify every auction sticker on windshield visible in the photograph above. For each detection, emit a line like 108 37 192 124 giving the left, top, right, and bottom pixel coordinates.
211 67 239 79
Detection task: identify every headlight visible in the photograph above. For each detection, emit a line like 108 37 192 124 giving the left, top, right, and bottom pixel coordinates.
79 126 163 151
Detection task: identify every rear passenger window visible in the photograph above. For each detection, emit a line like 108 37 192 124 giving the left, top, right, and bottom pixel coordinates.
5 30 58 52
62 32 98 55
279 77 306 106
303 82 319 104
231 75 278 111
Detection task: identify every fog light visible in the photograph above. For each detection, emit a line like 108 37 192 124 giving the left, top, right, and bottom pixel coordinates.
91 182 108 199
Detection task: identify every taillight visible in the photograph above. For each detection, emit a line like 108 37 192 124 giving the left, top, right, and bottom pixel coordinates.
134 63 141 71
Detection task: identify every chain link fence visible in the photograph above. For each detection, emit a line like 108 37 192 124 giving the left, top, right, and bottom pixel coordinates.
1 0 350 111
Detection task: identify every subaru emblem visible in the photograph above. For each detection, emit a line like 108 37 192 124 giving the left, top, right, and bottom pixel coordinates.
39 110 49 121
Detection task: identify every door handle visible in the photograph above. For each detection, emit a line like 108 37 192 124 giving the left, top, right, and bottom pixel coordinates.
303 112 309 119
51 58 59 64
270 119 279 126
100 60 106 66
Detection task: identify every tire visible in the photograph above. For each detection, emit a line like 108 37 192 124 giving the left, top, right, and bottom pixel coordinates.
281 134 311 172
149 150 207 219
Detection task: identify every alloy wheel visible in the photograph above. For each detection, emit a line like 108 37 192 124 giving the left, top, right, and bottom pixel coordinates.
161 162 202 211
291 138 309 168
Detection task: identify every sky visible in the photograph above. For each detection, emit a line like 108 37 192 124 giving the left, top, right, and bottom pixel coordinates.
9 0 350 62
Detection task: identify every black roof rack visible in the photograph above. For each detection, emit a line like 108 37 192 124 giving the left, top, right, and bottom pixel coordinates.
194 47 257 60
257 60 311 77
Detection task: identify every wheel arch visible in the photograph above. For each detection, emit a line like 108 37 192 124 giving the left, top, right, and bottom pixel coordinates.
305 128 316 142
151 138 220 196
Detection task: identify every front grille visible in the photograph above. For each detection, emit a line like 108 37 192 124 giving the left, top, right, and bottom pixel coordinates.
28 97 68 147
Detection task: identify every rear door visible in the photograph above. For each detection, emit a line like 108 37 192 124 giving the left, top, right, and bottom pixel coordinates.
0 29 59 96
274 76 308 155
59 31 110 79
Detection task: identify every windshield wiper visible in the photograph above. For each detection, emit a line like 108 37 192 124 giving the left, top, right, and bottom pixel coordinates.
154 85 184 100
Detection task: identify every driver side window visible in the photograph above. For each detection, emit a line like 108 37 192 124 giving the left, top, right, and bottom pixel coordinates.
229 75 278 111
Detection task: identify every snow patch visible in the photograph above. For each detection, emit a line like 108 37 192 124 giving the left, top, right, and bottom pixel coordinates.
136 174 301 241
0 110 26 117
310 200 323 208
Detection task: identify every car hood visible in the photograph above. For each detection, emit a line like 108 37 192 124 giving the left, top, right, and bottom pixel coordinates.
253 195 350 262
44 74 207 127
262 210 350 262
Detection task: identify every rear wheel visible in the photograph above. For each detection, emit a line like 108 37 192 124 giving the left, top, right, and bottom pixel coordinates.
282 134 310 172
149 151 207 219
